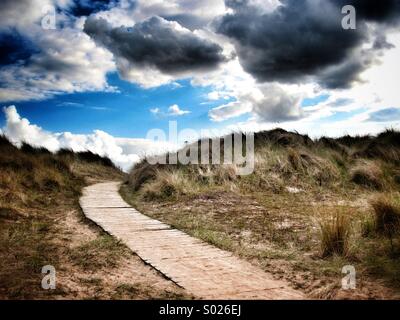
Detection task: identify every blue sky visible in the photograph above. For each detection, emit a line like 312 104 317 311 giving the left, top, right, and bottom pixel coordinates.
0 75 218 137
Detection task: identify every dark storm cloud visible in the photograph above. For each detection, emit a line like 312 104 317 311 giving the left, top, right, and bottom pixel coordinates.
317 53 374 89
0 29 38 67
334 0 400 24
216 0 400 89
84 16 226 75
69 0 118 17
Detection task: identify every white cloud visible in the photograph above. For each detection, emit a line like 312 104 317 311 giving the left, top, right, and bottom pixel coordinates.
150 107 161 115
91 0 137 28
208 83 306 123
129 0 227 28
197 58 311 123
209 100 252 122
0 1 117 103
91 0 227 30
0 25 116 102
3 105 60 151
0 0 53 30
150 104 190 117
1 106 175 172
168 104 190 116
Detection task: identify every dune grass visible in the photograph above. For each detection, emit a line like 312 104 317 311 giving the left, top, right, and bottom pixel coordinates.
0 135 124 298
318 209 351 258
122 128 400 299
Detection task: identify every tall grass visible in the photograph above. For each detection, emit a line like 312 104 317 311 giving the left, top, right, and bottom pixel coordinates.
142 170 198 200
350 161 384 190
318 209 351 258
370 195 400 252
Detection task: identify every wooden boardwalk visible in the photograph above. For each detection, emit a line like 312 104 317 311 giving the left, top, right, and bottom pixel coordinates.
80 182 304 299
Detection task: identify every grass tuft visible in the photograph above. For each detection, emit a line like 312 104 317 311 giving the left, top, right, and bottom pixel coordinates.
350 161 384 190
318 209 351 258
142 170 196 200
370 195 400 240
70 235 128 270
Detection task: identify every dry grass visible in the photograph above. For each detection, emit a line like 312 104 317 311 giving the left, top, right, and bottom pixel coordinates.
317 209 351 258
123 128 400 299
370 195 400 239
142 170 198 200
361 212 376 238
350 161 384 190
208 164 238 185
128 128 399 196
127 160 160 191
69 235 129 270
0 135 125 298
354 129 400 164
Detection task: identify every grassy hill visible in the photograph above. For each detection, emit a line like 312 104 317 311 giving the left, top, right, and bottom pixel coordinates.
0 135 186 299
122 128 400 299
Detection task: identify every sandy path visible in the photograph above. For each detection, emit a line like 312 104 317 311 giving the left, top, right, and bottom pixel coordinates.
80 182 304 299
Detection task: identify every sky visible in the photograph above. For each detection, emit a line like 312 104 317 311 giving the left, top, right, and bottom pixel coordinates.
1 0 400 171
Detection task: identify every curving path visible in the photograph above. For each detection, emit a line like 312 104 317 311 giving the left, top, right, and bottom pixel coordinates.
80 182 304 299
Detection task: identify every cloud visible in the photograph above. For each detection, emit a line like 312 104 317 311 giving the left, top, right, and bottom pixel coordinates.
0 0 117 102
251 84 305 122
168 104 190 116
126 0 227 30
0 26 116 102
84 16 227 87
366 107 400 122
0 0 53 30
0 29 39 66
150 107 161 116
1 105 175 171
209 100 252 122
209 83 304 122
334 0 400 24
150 104 190 117
3 105 60 151
216 0 400 89
68 0 118 17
